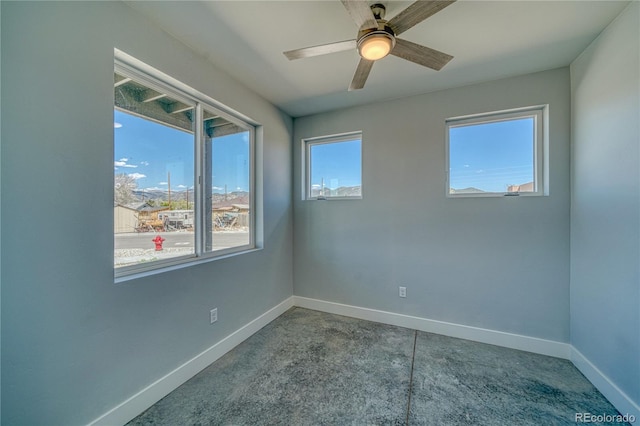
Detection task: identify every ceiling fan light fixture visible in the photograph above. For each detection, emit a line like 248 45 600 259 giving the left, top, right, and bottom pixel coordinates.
357 31 395 61
283 0 456 91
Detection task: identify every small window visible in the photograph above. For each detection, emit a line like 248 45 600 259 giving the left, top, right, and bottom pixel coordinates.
446 106 546 197
304 132 362 200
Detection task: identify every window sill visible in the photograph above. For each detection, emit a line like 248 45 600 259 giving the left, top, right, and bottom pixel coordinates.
446 192 546 198
306 196 362 201
115 247 262 284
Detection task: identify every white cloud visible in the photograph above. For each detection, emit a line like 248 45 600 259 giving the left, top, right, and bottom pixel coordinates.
212 186 223 190
114 122 123 129
139 161 149 166
128 173 146 180
114 161 137 168
159 182 168 185
114 158 137 168
176 184 187 189
143 186 163 191
464 164 470 168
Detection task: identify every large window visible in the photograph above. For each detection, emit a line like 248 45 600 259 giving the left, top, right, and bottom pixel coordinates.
446 106 546 197
304 132 362 200
114 51 255 278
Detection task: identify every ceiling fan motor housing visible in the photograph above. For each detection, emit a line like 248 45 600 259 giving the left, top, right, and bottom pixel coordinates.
357 22 396 60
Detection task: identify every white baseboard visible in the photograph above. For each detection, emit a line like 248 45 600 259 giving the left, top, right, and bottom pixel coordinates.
293 296 571 359
571 347 640 420
88 296 295 426
89 295 638 426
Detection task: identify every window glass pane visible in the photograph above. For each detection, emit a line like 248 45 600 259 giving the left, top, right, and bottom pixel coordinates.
114 57 258 278
309 138 361 198
203 111 251 253
449 117 534 194
114 77 195 269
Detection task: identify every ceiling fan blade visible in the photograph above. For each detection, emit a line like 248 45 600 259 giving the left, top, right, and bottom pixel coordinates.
349 58 374 91
341 0 378 30
387 0 456 36
391 38 453 71
284 39 357 60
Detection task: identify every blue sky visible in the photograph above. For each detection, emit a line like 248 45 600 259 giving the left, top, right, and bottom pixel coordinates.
114 110 249 193
116 109 532 195
306 119 533 193
449 117 534 192
310 139 362 189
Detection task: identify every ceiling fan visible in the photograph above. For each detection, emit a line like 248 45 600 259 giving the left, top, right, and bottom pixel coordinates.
283 0 456 91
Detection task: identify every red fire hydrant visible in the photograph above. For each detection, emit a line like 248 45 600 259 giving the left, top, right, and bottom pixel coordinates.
152 235 165 251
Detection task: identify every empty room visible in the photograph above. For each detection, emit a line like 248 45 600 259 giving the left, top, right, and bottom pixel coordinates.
1 1 638 425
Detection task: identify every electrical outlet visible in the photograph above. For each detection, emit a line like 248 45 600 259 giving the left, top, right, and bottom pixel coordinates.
210 308 218 324
399 286 407 298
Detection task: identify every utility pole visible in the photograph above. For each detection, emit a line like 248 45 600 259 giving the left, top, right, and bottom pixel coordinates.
168 171 171 210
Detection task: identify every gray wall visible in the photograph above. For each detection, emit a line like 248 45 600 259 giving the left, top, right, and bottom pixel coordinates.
2 1 636 423
0 2 292 425
570 2 640 406
293 68 571 342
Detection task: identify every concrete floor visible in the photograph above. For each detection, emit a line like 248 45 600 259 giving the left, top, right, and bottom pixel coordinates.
128 308 625 425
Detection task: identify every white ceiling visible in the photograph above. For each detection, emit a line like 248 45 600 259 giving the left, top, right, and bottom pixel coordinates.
126 0 629 117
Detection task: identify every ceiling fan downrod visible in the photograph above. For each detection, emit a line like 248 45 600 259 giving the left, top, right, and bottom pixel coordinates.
370 3 386 20
357 4 395 61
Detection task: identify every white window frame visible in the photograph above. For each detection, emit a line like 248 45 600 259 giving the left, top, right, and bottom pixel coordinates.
303 131 363 200
445 105 548 198
114 50 258 281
